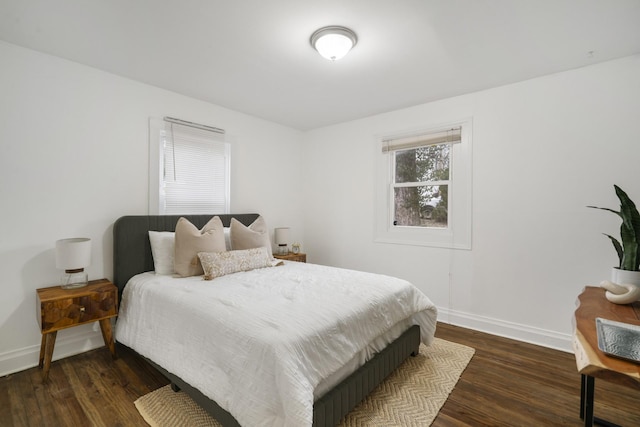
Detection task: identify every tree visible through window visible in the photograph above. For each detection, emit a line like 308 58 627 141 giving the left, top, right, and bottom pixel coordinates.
394 143 450 228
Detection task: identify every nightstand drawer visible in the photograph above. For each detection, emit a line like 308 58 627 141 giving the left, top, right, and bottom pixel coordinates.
273 253 307 263
40 295 116 330
37 279 117 333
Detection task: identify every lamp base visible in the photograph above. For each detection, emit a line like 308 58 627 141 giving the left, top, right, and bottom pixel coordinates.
61 270 88 290
277 245 288 255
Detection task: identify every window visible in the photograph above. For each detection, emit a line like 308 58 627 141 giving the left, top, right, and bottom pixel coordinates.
392 137 452 228
375 119 472 249
149 117 230 215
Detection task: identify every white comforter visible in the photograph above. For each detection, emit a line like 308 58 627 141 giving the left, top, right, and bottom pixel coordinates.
115 261 437 427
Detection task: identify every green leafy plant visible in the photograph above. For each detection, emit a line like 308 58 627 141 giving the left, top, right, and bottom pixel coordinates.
588 185 640 271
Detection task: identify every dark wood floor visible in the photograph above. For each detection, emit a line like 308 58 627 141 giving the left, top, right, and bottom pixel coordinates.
2 323 640 426
435 323 640 426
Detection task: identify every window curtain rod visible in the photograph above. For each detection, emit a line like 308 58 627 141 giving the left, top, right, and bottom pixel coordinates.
163 116 225 135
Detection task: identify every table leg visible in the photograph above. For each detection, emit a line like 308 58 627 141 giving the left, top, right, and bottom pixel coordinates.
580 375 623 427
40 331 57 382
99 318 117 359
38 334 46 368
582 375 595 426
580 374 585 418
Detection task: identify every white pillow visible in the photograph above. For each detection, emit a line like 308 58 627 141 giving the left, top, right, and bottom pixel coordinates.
148 231 175 275
229 216 273 257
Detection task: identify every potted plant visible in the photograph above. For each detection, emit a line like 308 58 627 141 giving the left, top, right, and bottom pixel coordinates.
589 185 640 303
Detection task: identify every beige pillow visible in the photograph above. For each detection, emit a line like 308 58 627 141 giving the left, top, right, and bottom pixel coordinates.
229 216 273 257
174 216 226 277
198 247 271 280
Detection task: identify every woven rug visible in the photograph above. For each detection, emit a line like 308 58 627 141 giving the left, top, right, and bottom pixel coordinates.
134 338 474 427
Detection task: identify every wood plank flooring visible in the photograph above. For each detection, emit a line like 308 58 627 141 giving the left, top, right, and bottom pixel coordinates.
435 323 640 426
2 322 640 426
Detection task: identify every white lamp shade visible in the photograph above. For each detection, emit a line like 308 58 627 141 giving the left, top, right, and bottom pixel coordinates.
55 238 91 270
274 228 291 245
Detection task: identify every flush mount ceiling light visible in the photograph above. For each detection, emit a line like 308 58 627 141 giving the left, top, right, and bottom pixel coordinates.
310 26 358 61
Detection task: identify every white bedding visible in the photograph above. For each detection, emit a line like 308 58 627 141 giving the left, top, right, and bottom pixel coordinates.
115 261 437 427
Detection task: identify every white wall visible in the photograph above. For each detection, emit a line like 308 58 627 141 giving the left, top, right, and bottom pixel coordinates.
0 41 305 376
2 38 638 377
302 54 640 351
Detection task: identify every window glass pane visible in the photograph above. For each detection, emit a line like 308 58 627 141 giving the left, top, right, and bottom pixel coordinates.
394 185 448 228
395 144 450 183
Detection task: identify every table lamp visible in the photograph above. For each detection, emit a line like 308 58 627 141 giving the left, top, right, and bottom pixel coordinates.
55 238 91 289
274 227 291 255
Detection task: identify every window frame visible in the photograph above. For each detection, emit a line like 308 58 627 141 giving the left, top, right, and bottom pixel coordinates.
374 118 472 249
148 117 230 215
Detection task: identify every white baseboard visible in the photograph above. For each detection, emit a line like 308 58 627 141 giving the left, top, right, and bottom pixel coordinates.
0 329 106 378
437 307 573 353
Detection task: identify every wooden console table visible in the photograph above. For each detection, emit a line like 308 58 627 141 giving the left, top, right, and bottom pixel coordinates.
573 286 640 426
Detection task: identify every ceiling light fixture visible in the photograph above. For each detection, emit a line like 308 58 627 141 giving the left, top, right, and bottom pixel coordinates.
310 26 357 61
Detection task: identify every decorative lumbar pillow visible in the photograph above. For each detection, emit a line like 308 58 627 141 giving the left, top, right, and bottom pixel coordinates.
229 216 273 257
148 231 175 275
198 247 272 280
174 216 226 277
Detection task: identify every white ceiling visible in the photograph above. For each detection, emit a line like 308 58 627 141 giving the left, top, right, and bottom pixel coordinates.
2 1 640 130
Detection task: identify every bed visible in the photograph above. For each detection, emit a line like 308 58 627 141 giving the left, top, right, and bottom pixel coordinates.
113 214 437 427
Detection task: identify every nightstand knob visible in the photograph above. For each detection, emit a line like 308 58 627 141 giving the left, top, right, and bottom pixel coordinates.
79 306 85 313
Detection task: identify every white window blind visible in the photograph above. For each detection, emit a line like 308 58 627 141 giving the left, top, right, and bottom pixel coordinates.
149 117 230 215
382 127 462 153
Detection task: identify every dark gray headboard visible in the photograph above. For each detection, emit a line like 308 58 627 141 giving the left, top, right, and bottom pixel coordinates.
113 214 260 296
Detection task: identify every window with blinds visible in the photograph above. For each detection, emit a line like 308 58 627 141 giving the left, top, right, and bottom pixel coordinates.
374 120 472 249
149 117 230 215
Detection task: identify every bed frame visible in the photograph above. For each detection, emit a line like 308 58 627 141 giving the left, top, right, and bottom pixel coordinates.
113 214 420 426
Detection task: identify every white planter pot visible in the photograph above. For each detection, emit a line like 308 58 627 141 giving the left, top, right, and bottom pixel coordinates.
611 268 640 286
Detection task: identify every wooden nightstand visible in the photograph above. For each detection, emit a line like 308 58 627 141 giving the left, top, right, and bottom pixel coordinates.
36 278 118 381
273 252 307 263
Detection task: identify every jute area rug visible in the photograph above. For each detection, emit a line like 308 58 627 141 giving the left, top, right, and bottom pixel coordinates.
134 338 474 427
